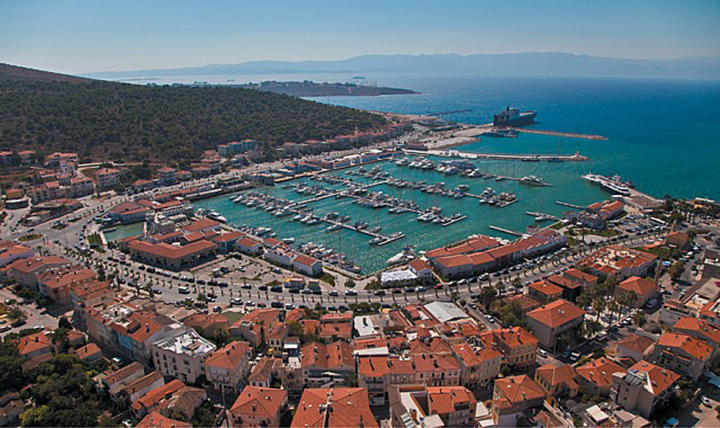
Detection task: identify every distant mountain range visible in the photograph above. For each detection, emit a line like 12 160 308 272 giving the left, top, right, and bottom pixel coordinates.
88 52 720 80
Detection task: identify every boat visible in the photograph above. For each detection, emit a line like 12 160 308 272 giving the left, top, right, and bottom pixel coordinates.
282 238 295 244
206 210 227 223
493 106 537 127
326 224 343 232
520 175 546 187
467 169 484 178
292 214 303 221
369 237 384 245
256 227 273 236
582 173 633 196
368 226 382 233
444 166 459 175
484 129 519 138
386 247 416 266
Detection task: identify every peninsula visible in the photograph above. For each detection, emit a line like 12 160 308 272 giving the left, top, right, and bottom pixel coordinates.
181 80 419 97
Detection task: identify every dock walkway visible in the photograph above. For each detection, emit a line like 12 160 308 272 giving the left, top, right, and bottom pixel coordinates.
405 149 588 162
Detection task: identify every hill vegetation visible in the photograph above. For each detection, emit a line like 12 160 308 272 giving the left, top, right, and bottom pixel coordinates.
0 64 386 162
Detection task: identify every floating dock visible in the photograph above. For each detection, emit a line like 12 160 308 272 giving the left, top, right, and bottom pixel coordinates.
511 128 607 140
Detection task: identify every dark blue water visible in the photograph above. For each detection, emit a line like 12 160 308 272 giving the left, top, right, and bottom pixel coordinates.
313 75 720 201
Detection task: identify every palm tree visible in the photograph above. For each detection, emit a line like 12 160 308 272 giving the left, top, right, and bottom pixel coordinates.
592 297 606 323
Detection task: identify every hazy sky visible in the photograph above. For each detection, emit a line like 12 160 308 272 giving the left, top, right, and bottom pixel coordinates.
1 0 719 74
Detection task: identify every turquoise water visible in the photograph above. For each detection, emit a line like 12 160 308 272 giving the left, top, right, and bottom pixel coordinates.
106 74 720 274
193 157 607 274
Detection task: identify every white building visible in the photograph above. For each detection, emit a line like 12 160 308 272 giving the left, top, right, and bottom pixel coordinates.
151 328 216 384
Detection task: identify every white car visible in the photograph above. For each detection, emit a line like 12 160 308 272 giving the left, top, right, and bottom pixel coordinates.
537 349 548 357
345 290 358 296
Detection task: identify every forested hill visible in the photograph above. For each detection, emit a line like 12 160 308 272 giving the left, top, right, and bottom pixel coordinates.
0 64 386 162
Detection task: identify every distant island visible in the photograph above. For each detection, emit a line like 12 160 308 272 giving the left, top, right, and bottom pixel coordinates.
177 80 419 97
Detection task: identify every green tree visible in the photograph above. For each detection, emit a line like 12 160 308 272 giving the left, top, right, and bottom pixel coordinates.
0 341 24 391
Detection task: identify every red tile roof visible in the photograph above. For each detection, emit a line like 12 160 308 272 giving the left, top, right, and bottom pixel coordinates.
535 364 579 390
527 299 585 328
132 380 185 411
301 341 353 370
575 357 625 388
628 360 681 395
657 332 712 361
494 375 544 406
205 341 251 370
617 276 657 297
617 333 655 355
427 386 476 415
17 331 52 356
230 386 287 421
136 412 191 428
291 388 378 428
182 218 219 232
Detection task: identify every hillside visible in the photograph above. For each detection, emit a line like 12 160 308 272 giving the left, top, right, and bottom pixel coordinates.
233 81 418 97
0 64 386 162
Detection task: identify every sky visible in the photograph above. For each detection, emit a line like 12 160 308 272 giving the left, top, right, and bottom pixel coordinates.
1 0 719 74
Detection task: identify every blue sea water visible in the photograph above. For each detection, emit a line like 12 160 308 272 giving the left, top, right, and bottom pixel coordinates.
107 74 720 275
312 74 720 201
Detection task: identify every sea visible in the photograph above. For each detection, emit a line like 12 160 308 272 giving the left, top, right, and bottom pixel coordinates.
104 73 720 275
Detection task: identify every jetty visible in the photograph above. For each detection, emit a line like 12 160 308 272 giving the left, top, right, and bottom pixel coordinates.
511 128 607 140
525 211 559 221
489 225 524 237
405 149 588 162
555 201 585 210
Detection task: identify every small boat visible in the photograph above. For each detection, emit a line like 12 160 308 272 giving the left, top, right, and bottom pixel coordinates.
387 247 416 266
292 214 303 221
369 237 384 245
326 224 343 232
282 238 295 244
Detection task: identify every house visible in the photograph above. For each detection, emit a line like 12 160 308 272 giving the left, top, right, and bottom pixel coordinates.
581 246 658 279
204 341 252 393
267 322 288 355
452 342 503 389
0 391 25 427
247 357 282 388
97 361 146 405
672 316 720 357
293 254 323 276
0 241 34 268
230 309 281 348
611 361 681 420
535 364 579 399
547 274 583 302
388 385 477 428
665 231 690 250
95 167 122 189
75 342 103 363
236 237 263 256
575 357 626 396
491 375 545 427
36 266 96 304
358 356 391 406
408 258 434 284
230 386 288 428
182 313 229 339
300 341 354 388
614 277 658 308
291 388 378 428
151 328 216 384
563 268 599 288
156 167 177 185
117 371 165 409
131 380 206 421
5 256 71 288
616 333 656 363
17 330 53 359
136 412 191 428
212 231 245 253
648 332 712 381
412 353 461 387
526 299 585 349
479 327 539 369
528 280 563 304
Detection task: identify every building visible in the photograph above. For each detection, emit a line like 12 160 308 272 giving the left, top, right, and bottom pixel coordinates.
451 342 503 389
204 341 252 393
136 412 191 428
358 356 391 406
293 254 323 276
389 385 477 428
131 380 206 421
526 299 585 349
247 357 282 388
75 342 103 363
95 167 122 189
581 246 658 279
616 333 656 364
36 266 96 304
0 241 34 268
614 277 658 308
117 371 166 408
546 274 583 302
648 332 712 381
127 238 217 271
218 140 256 158
535 364 579 402
230 386 288 428
528 280 563 304
291 387 378 428
479 327 539 369
156 167 177 185
665 231 690 250
151 328 216 384
673 317 720 357
408 258 434 283
491 375 545 427
575 357 626 396
230 309 282 348
97 362 146 404
17 330 53 359
300 341 354 388
611 361 681 420
563 268 599 288
4 256 71 288
0 391 25 427
236 237 263 255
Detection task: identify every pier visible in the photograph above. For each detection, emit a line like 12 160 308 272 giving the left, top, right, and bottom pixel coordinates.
405 149 588 162
489 225 524 237
555 201 585 209
511 128 607 140
525 211 559 221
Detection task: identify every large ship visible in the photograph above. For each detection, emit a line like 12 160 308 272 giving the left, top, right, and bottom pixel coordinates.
582 173 633 196
493 106 537 127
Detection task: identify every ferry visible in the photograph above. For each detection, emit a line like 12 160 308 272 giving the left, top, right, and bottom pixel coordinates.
493 106 537 127
582 173 633 196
